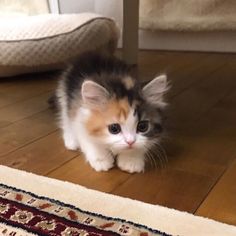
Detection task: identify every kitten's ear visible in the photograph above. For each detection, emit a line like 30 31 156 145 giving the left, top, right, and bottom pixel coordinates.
81 80 110 109
142 74 169 107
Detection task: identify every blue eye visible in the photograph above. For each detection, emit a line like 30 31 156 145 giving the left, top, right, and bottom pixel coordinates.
108 123 121 134
137 120 149 133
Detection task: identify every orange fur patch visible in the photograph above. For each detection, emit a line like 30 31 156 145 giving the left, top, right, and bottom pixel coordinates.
122 77 135 90
86 98 130 136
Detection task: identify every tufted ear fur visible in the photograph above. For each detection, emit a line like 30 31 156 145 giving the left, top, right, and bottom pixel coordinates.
142 74 169 107
81 80 110 109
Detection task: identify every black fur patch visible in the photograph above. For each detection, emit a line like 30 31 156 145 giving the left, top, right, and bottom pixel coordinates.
62 51 142 107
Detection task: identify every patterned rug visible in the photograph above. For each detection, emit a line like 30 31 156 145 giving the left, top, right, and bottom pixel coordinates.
0 165 235 236
0 183 166 236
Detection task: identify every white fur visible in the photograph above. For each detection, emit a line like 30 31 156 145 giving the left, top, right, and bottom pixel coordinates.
117 149 145 173
63 121 79 150
57 80 80 150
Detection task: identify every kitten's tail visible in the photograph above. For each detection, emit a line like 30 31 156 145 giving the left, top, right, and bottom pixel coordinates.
48 93 58 112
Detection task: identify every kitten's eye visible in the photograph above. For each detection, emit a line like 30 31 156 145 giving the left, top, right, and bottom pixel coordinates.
108 123 121 134
137 120 149 133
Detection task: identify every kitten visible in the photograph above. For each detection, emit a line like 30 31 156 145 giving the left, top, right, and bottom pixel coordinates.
55 52 168 173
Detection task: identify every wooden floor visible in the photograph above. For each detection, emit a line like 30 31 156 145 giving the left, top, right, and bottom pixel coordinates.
1 50 236 226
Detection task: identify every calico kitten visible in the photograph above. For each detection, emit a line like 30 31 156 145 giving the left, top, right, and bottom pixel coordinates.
55 52 168 173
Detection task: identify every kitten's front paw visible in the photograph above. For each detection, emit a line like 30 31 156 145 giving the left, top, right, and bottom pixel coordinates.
89 158 114 172
117 155 145 173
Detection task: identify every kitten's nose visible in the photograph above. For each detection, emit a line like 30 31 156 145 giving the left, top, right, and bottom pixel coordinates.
126 140 135 147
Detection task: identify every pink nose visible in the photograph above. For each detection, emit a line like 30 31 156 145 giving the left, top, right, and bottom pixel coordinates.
126 140 135 146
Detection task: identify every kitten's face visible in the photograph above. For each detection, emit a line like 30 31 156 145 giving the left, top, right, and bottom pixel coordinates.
82 75 167 154
85 98 162 153
106 104 163 154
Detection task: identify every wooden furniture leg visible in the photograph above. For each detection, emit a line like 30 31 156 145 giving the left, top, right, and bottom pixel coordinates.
122 0 139 65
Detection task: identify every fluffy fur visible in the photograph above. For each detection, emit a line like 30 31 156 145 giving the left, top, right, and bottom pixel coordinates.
54 52 169 173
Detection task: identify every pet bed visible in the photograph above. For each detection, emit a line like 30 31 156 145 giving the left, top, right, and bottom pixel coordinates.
0 13 119 77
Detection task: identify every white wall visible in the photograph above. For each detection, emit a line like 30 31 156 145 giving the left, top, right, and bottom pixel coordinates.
58 0 95 13
58 0 123 47
58 0 122 24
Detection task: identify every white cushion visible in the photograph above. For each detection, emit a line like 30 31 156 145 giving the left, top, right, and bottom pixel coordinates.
0 13 119 77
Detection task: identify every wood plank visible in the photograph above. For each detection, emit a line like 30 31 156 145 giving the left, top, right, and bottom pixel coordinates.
0 91 53 128
167 62 236 128
112 167 213 213
168 54 230 97
138 51 208 82
0 131 76 175
0 72 57 90
0 73 57 108
48 157 130 193
0 109 57 156
165 90 236 177
196 159 236 225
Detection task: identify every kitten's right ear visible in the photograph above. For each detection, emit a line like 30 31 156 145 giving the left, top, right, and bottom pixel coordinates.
142 74 169 108
81 80 110 109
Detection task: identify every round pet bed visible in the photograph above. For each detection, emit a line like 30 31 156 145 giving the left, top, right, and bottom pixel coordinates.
0 13 119 77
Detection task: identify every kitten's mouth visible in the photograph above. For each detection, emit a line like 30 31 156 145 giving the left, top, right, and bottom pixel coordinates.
125 145 134 150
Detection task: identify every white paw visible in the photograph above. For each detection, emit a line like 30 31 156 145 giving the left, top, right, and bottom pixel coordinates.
117 156 145 173
89 158 114 172
63 133 79 151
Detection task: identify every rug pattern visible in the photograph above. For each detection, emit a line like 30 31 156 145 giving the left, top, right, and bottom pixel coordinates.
0 184 169 236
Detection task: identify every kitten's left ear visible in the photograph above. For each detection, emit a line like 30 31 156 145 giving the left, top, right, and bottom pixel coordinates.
81 80 110 109
142 74 169 107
